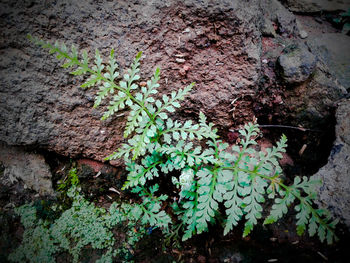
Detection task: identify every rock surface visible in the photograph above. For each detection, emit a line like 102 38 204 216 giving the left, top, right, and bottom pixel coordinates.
0 143 54 195
314 98 350 228
258 12 348 131
307 33 350 89
261 0 298 36
0 0 262 164
276 44 317 84
281 0 350 13
272 44 347 130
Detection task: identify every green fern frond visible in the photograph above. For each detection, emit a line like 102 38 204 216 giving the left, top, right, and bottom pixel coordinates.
29 35 339 246
153 83 194 120
104 143 135 162
159 112 218 144
262 175 338 244
291 176 338 244
242 176 267 236
131 185 172 229
180 168 232 239
181 193 200 241
101 91 128 120
195 168 219 233
123 68 159 137
124 51 142 91
28 35 153 123
159 141 217 168
263 188 295 225
122 153 163 189
223 172 244 235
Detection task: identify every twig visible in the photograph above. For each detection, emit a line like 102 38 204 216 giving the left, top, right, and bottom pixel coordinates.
317 251 328 261
109 187 121 195
259 124 324 132
230 124 323 132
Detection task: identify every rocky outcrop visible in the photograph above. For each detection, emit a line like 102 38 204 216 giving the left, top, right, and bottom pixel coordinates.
314 98 350 228
0 0 262 165
0 143 54 195
280 0 350 13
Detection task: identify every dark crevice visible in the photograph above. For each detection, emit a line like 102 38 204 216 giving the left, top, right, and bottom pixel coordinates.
255 107 336 177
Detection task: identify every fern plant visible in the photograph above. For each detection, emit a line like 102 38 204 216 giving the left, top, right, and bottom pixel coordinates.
28 35 338 245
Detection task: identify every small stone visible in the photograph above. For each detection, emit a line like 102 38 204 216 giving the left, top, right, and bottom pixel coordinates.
299 30 308 39
176 58 186 63
276 44 317 84
262 59 268 64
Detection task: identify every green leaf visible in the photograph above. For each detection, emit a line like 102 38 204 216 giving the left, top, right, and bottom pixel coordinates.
159 112 168 120
243 222 253 237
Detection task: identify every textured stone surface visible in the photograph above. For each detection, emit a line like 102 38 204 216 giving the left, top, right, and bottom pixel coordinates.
281 0 350 13
276 44 317 84
0 0 262 164
307 33 350 89
314 98 350 228
0 143 53 195
280 58 347 130
257 19 347 130
260 0 298 36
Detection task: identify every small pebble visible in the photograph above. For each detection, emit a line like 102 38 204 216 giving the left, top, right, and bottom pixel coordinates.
176 58 186 63
262 59 268 64
299 30 308 39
